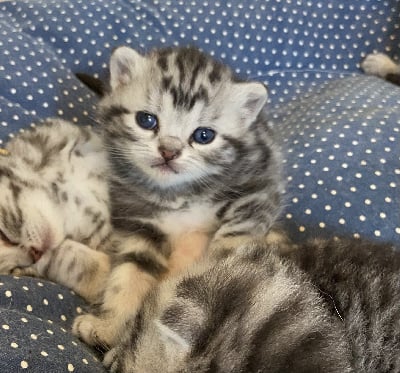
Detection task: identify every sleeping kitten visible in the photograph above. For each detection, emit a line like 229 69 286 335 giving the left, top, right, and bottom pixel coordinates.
72 46 283 348
361 53 400 86
105 237 400 373
0 119 111 302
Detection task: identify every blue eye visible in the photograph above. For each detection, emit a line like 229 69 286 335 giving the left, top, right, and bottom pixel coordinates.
192 128 216 145
136 111 158 130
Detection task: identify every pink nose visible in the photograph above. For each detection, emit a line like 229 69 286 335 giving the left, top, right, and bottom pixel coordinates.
159 147 181 162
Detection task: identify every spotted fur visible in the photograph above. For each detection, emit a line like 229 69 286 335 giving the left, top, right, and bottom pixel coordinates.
0 119 111 302
72 46 283 348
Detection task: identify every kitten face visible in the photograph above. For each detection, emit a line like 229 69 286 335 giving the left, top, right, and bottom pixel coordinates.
0 175 64 260
100 47 268 189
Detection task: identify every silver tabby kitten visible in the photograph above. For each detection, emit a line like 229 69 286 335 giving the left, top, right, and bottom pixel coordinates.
72 46 283 348
105 237 400 373
0 119 111 302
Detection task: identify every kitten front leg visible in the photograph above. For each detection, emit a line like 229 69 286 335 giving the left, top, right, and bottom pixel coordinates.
32 239 111 303
0 245 33 274
72 234 167 349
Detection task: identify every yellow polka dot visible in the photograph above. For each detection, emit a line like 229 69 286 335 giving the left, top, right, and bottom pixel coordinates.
5 290 12 297
10 342 18 349
2 324 10 330
41 351 48 357
20 361 29 369
26 305 33 312
58 344 65 351
68 363 75 372
30 334 38 340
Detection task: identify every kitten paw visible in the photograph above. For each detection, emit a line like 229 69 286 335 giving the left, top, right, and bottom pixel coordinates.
361 53 399 77
72 314 116 349
103 348 119 372
11 266 40 277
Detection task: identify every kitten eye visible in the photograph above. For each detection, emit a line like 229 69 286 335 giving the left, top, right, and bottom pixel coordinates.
192 128 216 145
0 229 15 245
136 111 158 130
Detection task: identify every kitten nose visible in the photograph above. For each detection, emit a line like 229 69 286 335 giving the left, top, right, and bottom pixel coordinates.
159 147 181 162
158 136 183 162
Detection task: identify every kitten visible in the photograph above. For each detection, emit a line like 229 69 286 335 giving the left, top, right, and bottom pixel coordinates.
0 119 111 302
105 236 400 373
361 53 400 86
72 46 283 348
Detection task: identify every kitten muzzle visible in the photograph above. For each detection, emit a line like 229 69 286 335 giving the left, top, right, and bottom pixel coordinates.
151 161 179 174
30 247 43 262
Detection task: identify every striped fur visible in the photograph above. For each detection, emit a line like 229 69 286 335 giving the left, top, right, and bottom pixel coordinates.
104 241 352 373
72 46 283 348
0 119 111 302
106 237 400 373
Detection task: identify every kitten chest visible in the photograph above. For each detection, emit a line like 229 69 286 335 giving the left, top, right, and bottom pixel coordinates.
157 201 220 276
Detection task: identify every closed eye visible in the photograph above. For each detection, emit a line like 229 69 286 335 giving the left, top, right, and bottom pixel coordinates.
0 229 17 245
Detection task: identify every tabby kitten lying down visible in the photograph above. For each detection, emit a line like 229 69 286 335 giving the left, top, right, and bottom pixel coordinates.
106 237 400 373
0 120 111 302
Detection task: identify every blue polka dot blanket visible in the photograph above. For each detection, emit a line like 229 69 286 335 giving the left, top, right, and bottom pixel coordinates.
0 0 399 371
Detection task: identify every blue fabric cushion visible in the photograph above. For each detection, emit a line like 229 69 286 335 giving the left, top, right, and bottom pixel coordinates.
0 0 399 371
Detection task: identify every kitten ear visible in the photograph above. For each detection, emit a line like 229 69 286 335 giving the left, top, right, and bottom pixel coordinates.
109 47 146 90
232 82 268 124
154 320 190 352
